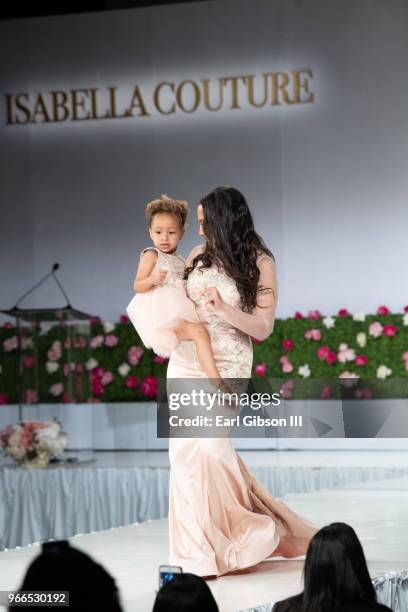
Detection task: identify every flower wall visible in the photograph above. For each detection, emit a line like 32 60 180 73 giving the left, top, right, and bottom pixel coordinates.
0 306 407 404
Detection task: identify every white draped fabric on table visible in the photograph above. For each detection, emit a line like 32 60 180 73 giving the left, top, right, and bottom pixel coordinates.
1 465 408 550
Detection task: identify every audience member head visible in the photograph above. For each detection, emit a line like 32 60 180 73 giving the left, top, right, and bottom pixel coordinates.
302 522 376 610
152 572 218 612
9 540 122 611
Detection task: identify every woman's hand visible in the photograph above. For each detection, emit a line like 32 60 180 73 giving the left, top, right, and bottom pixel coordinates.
200 287 224 311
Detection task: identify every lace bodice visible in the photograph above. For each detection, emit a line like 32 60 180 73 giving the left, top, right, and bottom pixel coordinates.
186 261 241 333
140 247 186 289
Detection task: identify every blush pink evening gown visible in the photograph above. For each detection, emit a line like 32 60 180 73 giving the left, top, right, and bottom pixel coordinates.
167 244 318 577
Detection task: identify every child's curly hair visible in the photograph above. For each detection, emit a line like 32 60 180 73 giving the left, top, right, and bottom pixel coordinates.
145 194 189 228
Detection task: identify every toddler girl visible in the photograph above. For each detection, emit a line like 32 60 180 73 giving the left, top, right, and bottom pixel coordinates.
126 195 229 391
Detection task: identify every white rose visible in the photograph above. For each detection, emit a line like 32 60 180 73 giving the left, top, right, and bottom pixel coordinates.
118 363 131 377
39 323 53 336
103 322 115 334
46 361 60 374
298 364 311 378
377 365 392 379
356 332 367 348
353 311 366 322
403 313 408 326
322 316 335 329
85 358 98 370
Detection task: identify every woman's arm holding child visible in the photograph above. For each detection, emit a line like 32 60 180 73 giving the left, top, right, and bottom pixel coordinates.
133 250 167 293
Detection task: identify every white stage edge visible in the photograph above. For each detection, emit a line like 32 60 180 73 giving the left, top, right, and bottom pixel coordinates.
1 475 407 612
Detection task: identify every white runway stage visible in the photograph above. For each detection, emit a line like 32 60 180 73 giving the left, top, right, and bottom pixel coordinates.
1 452 408 611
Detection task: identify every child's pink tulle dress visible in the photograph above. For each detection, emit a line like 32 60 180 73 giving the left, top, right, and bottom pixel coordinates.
126 247 200 357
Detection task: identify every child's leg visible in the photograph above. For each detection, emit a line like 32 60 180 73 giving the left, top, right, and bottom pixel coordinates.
175 320 222 382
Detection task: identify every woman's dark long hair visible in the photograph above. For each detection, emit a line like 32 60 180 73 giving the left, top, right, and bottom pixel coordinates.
152 573 219 612
184 186 275 312
274 523 377 612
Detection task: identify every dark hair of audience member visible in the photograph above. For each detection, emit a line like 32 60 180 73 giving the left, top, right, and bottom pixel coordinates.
152 573 219 612
8 541 122 611
273 522 388 612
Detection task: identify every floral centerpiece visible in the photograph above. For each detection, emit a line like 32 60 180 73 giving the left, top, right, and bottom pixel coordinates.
0 419 67 469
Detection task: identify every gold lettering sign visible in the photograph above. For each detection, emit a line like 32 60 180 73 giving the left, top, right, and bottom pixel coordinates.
4 69 315 126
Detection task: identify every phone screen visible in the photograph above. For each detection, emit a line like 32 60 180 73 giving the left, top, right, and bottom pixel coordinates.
159 565 182 588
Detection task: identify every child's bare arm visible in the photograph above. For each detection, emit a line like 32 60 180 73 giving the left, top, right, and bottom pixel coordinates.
133 250 167 293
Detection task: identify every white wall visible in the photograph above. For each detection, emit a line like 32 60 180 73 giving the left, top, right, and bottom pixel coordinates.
1 0 407 323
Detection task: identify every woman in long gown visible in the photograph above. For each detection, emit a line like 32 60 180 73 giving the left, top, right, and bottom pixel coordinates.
167 186 318 577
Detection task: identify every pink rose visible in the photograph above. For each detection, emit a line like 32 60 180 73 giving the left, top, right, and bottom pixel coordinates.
24 389 38 403
377 305 390 316
47 340 62 361
320 384 332 399
153 355 168 364
101 371 113 386
354 387 373 400
305 329 321 341
49 383 64 397
338 308 349 317
128 346 144 366
404 305 408 313
63 392 71 403
91 367 104 379
282 339 294 351
355 355 368 366
90 335 104 349
126 375 139 389
0 393 10 405
140 375 158 398
120 314 129 324
254 362 267 376
308 310 321 320
64 337 72 349
3 322 13 329
23 355 35 369
105 334 119 347
294 311 303 319
383 324 397 337
92 379 104 395
280 379 294 399
90 317 101 325
369 322 383 338
3 336 18 352
403 352 408 362
280 356 294 373
326 351 337 365
317 346 330 361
